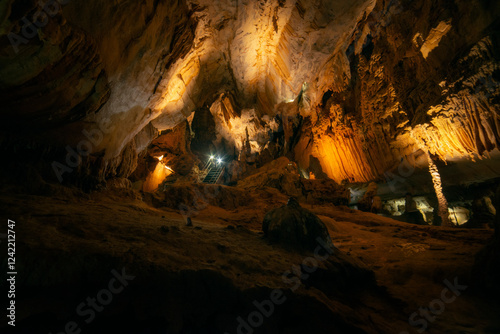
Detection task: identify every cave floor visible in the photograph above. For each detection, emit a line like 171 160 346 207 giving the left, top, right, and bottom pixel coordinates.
1 186 499 333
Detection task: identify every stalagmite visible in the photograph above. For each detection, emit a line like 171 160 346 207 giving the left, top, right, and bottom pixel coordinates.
426 152 452 227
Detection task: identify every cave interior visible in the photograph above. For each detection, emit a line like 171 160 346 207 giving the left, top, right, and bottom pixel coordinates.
1 0 500 333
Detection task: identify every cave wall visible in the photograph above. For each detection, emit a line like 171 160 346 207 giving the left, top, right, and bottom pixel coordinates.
293 0 500 183
1 0 499 188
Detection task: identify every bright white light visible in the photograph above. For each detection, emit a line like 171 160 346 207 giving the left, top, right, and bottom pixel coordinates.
164 166 173 172
217 158 222 164
210 155 214 160
158 155 164 161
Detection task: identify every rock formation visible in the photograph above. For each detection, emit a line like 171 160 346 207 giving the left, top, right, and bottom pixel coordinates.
2 2 500 331
357 182 378 212
237 156 350 205
262 197 334 252
1 0 499 197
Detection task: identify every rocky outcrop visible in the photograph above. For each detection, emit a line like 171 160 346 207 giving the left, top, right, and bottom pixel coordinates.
237 157 305 198
148 121 197 176
262 197 334 252
301 178 350 206
237 156 350 204
208 93 281 158
146 183 252 212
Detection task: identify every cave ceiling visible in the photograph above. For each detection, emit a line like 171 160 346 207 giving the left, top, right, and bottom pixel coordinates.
1 0 499 186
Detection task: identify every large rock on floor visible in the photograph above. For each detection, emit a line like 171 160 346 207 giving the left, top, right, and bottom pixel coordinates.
262 198 334 252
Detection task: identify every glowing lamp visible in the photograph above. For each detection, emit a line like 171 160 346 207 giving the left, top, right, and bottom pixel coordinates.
217 158 222 164
158 155 164 161
210 155 215 160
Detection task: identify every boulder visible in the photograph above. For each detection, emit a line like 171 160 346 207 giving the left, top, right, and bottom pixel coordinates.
262 198 334 252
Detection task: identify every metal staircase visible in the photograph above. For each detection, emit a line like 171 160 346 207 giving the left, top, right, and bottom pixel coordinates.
202 165 224 184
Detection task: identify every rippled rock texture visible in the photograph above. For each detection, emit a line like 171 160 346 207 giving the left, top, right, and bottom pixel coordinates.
1 0 499 187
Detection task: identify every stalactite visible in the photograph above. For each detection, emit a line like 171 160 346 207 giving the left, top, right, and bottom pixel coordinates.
426 152 452 227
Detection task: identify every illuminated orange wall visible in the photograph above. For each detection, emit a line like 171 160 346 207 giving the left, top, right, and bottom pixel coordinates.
143 162 172 192
294 126 396 184
314 133 377 183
